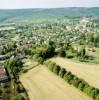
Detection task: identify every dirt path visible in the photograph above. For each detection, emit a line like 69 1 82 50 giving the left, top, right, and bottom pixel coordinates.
51 57 99 88
20 65 91 100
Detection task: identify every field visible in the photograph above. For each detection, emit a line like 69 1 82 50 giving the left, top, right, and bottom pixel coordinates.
51 57 99 88
20 65 91 100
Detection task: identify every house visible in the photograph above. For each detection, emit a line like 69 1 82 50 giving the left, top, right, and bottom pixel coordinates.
0 65 8 83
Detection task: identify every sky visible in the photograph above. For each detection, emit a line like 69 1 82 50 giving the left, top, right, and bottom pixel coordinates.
0 0 99 9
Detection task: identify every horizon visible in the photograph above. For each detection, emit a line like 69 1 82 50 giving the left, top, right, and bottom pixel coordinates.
0 7 99 10
0 0 99 9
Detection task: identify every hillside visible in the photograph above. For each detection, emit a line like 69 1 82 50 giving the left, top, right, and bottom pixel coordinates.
0 7 99 23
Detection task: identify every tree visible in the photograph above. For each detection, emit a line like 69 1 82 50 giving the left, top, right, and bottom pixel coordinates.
56 48 66 57
64 72 74 84
37 57 44 64
53 65 61 75
81 46 86 58
72 78 81 88
43 60 52 67
59 68 66 78
48 62 56 72
94 34 99 47
45 45 55 58
78 82 85 91
95 94 99 100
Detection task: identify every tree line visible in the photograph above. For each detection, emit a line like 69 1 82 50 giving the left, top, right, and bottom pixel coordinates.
43 60 99 100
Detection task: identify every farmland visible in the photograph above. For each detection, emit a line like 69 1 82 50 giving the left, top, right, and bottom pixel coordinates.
51 57 99 89
20 65 92 100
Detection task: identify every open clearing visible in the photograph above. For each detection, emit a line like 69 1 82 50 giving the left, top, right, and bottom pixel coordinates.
20 65 91 100
51 57 99 88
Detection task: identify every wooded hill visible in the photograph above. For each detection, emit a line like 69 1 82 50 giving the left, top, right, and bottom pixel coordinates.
0 7 99 23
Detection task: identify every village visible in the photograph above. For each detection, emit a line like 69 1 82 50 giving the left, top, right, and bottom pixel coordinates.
0 16 99 100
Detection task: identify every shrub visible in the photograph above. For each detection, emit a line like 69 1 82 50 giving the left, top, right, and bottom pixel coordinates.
83 84 90 95
83 86 97 99
56 48 66 57
59 68 66 78
43 60 52 67
78 82 85 91
13 95 23 100
72 79 81 88
33 54 39 60
48 62 56 72
95 94 99 100
73 75 79 81
37 57 44 64
85 86 96 98
53 65 61 75
95 89 99 98
64 72 74 84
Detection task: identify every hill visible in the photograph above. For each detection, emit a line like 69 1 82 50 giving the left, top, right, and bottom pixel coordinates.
0 7 99 23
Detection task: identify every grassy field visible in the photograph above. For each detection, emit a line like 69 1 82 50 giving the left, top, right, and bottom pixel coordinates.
20 65 91 100
51 57 99 89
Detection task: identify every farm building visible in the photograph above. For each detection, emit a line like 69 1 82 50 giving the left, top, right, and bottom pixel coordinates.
0 65 8 83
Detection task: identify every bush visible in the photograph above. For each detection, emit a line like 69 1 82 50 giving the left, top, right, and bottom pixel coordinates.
89 89 96 98
85 86 96 98
56 48 66 57
64 72 74 84
78 82 85 91
72 79 81 88
95 94 99 100
95 89 99 98
43 60 52 67
13 95 23 100
48 62 56 72
59 68 66 78
53 65 61 75
37 57 44 64
33 54 39 60
83 84 90 95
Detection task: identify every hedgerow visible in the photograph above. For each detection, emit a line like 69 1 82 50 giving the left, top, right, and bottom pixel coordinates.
44 60 99 100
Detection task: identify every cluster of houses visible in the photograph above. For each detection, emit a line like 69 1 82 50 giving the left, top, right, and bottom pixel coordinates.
0 65 8 83
0 23 16 32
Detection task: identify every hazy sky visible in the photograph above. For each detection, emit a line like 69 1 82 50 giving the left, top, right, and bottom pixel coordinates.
0 0 99 9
